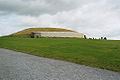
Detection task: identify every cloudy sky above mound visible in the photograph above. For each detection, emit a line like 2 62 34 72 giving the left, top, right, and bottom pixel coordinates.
0 0 120 39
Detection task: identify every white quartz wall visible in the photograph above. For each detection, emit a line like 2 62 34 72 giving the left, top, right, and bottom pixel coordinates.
34 32 84 38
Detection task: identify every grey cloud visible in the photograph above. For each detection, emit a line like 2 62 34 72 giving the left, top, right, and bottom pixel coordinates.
0 0 97 16
0 0 120 39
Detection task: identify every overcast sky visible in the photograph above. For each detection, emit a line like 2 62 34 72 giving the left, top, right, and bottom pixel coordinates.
0 0 120 39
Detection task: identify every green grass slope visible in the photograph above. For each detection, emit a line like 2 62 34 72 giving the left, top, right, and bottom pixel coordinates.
9 28 75 38
0 37 120 72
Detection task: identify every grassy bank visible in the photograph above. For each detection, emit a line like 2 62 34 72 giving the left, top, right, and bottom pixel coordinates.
0 37 120 72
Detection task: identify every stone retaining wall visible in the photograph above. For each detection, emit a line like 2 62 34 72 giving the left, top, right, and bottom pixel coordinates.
32 32 85 38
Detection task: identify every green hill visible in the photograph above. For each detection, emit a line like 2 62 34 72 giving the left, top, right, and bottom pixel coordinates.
9 28 75 38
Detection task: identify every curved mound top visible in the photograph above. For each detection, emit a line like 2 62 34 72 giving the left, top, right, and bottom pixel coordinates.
9 28 75 38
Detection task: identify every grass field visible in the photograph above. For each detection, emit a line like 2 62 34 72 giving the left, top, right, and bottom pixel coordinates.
0 37 120 72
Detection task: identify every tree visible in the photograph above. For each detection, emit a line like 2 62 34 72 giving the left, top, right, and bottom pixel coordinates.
84 35 87 39
104 37 107 40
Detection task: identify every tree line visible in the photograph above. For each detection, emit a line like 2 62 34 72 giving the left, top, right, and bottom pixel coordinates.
84 35 107 40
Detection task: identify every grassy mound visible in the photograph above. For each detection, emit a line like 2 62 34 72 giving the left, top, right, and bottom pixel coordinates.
0 37 120 72
9 28 75 38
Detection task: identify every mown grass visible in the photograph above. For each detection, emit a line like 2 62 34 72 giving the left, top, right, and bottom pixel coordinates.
0 37 120 72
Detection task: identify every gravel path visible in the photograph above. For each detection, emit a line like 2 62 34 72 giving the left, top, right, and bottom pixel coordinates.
0 48 120 80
